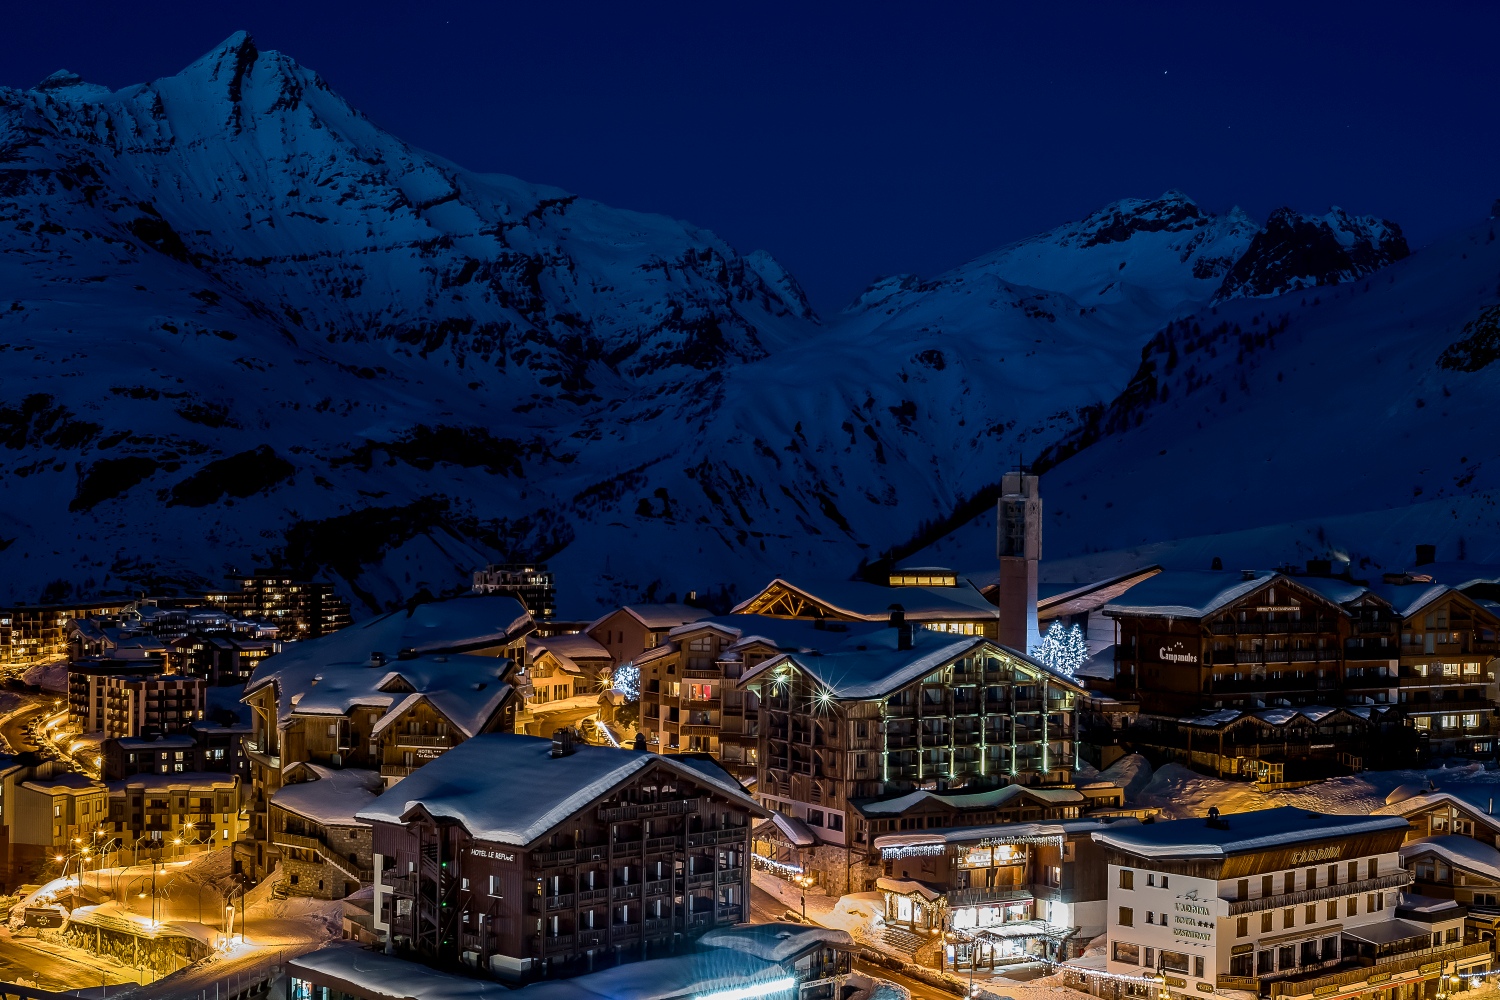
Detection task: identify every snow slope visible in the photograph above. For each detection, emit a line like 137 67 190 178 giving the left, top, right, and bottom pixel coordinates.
0 34 1420 616
911 213 1500 583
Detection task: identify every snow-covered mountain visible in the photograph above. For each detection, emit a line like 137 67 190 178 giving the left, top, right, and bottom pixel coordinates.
909 213 1500 585
0 34 1427 616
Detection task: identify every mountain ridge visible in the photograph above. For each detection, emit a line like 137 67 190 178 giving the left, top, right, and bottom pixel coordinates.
0 33 1427 616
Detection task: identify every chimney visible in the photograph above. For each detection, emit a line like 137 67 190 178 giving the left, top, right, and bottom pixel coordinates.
551 729 577 758
996 472 1042 650
887 604 906 629
1415 544 1436 566
898 623 913 651
368 651 387 668
397 647 418 661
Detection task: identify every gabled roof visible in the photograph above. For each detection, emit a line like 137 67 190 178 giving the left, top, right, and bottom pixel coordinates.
741 629 1082 701
668 614 887 654
1104 570 1358 620
590 604 710 632
1400 835 1500 882
1374 787 1500 831
529 632 611 662
733 576 996 622
356 733 763 846
244 594 530 721
1178 705 1363 729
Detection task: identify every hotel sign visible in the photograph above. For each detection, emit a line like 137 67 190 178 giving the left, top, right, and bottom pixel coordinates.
1290 846 1342 864
471 847 516 862
1153 641 1199 665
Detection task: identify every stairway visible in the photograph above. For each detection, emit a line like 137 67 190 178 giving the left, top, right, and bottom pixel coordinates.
878 925 924 960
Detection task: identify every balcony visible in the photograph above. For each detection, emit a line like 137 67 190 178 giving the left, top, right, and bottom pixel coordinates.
598 798 700 823
543 934 575 954
546 894 574 911
380 764 414 779
393 734 452 749
1227 871 1411 915
948 886 1032 907
1261 941 1491 998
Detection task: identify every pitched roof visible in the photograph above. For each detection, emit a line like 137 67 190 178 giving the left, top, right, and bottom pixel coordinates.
591 604 711 631
271 764 383 826
1374 786 1500 831
733 576 996 622
1103 570 1277 619
528 632 611 662
1400 835 1500 882
741 629 1081 701
356 733 762 846
1092 807 1408 858
669 614 887 653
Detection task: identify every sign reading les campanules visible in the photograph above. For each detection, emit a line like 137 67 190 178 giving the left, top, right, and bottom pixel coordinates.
1143 638 1201 665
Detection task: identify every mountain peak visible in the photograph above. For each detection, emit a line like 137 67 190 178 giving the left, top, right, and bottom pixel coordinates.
1215 206 1409 300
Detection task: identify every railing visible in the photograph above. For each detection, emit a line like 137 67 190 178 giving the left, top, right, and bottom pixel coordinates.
1268 941 1491 998
393 734 452 748
271 831 323 853
578 887 609 905
598 798 700 823
948 886 1032 907
546 893 574 911
380 764 414 778
1227 871 1411 914
543 933 575 953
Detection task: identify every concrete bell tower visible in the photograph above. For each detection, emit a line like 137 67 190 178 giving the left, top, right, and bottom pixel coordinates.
996 471 1041 651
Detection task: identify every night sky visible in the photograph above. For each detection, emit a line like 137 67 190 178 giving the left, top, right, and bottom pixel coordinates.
5 2 1495 314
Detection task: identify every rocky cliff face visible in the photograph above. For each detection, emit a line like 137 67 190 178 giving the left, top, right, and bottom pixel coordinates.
1216 207 1408 300
0 35 1420 615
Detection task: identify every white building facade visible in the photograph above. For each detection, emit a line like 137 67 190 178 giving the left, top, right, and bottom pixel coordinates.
1067 808 1486 1000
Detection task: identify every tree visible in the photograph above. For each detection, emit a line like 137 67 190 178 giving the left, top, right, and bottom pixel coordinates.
1029 620 1087 677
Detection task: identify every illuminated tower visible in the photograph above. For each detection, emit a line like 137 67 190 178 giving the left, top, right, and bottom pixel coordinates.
996 471 1041 651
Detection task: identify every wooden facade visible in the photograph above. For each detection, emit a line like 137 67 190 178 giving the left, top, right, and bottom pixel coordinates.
369 752 763 981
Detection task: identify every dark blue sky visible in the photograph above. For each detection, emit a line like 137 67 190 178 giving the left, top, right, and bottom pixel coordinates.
6 2 1496 314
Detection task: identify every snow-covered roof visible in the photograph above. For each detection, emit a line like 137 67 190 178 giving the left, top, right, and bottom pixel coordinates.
244 594 531 721
874 817 1137 850
1366 582 1456 619
733 576 997 622
857 782 1084 817
107 772 237 793
740 628 1081 701
875 877 945 901
1374 787 1500 830
669 614 887 652
114 735 197 749
760 811 815 846
24 772 105 794
272 764 383 827
698 923 853 964
1094 808 1407 859
591 604 711 632
289 942 518 1000
528 632 611 663
356 733 761 845
517 949 787 1000
1178 705 1354 729
1104 570 1275 619
1400 836 1500 882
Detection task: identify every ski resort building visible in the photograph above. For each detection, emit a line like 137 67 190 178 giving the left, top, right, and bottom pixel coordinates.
268 762 382 899
1067 807 1487 1000
239 594 533 885
585 604 712 670
515 632 613 737
638 616 888 777
205 572 351 640
872 817 1128 970
737 616 1088 895
1094 568 1500 778
732 574 1001 637
358 732 765 982
67 658 207 739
